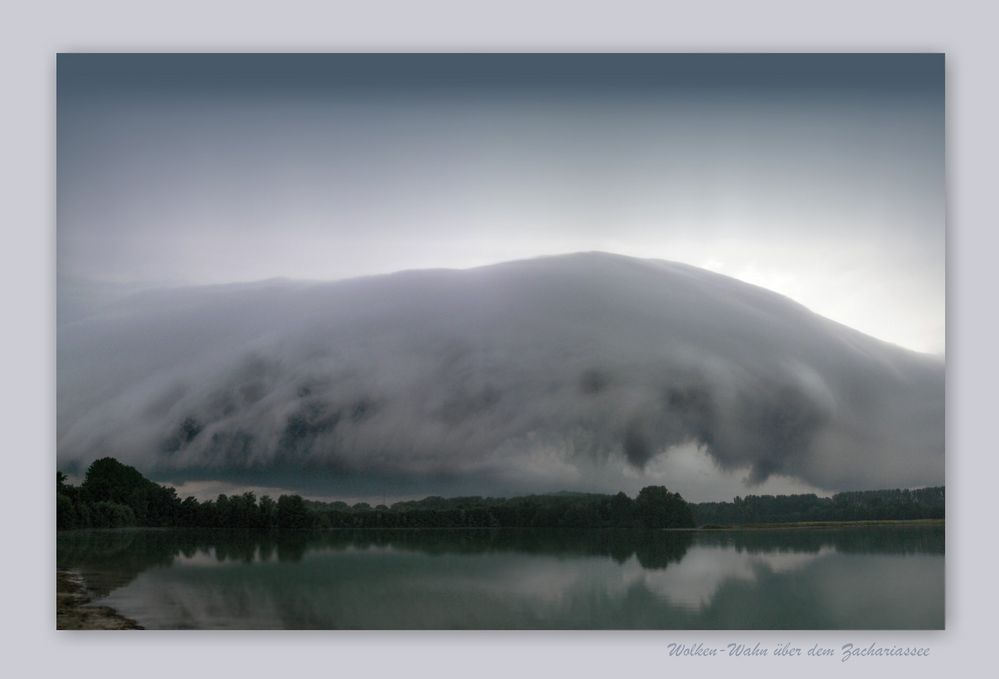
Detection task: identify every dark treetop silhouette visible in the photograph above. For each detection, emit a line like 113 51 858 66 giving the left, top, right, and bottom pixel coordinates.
57 457 942 532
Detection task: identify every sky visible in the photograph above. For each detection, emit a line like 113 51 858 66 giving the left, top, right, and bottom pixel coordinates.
57 55 945 502
58 54 945 354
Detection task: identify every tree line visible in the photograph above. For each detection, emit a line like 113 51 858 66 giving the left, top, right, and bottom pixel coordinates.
56 457 694 531
691 486 944 525
58 457 943 533
57 458 314 531
304 485 693 530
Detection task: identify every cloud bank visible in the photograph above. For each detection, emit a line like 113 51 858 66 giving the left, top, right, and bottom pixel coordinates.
57 253 944 497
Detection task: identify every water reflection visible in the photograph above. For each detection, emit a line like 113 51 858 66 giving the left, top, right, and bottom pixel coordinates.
57 526 944 629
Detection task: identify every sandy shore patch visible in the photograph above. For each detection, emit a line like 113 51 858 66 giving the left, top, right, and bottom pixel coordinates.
57 570 143 630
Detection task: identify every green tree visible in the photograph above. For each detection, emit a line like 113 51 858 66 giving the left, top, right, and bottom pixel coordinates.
277 495 311 531
635 486 694 529
259 495 277 531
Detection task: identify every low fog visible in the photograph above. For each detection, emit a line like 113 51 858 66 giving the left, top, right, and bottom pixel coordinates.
57 253 944 499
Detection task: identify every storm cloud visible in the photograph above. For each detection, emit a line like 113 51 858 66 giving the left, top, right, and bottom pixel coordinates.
57 54 945 354
57 252 944 497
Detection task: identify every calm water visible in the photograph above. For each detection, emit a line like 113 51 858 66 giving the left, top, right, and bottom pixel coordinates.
57 526 944 629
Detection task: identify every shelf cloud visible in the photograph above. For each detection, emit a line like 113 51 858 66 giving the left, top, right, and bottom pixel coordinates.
57 253 944 498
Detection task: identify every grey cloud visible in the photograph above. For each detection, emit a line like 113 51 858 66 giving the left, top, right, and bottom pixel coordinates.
57 55 943 355
57 253 944 495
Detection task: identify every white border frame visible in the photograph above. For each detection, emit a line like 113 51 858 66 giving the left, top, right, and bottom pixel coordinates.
4 1 997 678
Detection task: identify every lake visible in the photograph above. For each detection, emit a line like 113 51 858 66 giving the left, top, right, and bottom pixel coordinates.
57 525 944 629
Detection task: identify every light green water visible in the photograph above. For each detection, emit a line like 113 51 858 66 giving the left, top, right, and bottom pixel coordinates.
57 525 944 629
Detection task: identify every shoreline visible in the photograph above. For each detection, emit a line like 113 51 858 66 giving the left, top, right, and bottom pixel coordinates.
56 518 945 535
56 569 142 630
692 518 945 531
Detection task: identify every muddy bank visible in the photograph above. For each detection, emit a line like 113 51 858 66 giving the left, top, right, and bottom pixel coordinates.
57 570 142 630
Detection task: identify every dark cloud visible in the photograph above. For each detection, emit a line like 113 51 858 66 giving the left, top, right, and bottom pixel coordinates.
57 253 944 496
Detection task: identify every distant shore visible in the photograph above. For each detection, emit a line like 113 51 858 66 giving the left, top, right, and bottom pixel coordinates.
56 570 142 630
695 518 945 530
56 517 946 534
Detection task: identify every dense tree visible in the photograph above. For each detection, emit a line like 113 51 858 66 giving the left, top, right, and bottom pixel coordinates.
635 486 695 529
90 501 137 528
259 495 277 532
277 494 312 531
79 457 180 527
57 457 944 533
691 487 945 526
